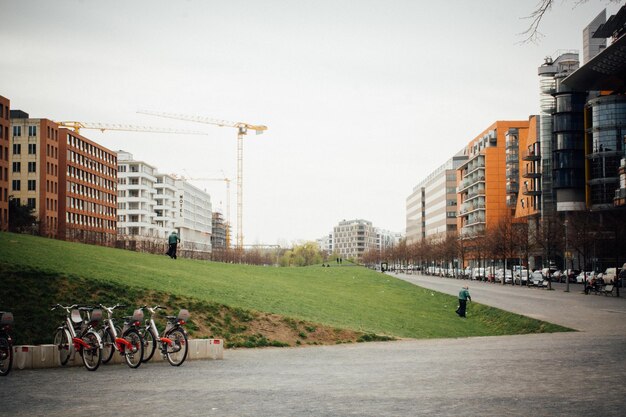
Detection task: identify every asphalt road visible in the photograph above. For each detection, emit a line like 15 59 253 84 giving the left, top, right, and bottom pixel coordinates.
1 274 625 417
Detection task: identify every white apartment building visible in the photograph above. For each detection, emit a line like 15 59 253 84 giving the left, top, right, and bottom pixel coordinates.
316 233 333 254
333 219 377 260
174 179 212 254
154 172 178 234
116 151 212 257
116 151 159 239
406 151 467 244
375 228 403 251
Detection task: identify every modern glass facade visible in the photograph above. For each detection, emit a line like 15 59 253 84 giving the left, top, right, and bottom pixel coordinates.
552 75 587 211
587 94 626 209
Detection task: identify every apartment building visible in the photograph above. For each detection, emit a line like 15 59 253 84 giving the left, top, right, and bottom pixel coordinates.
317 233 333 254
375 228 403 251
333 219 377 260
9 111 61 237
538 52 580 219
406 151 467 244
58 128 117 245
457 121 529 238
515 115 542 218
0 96 9 231
154 172 178 234
174 179 212 256
116 151 159 241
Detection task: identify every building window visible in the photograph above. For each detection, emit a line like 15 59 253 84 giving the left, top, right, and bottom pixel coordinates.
12 180 20 191
12 144 21 155
12 162 20 173
12 126 21 137
27 198 36 209
28 162 36 172
28 179 36 191
28 143 36 154
28 126 37 137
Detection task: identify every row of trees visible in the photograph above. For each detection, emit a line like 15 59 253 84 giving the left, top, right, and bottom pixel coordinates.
362 210 626 276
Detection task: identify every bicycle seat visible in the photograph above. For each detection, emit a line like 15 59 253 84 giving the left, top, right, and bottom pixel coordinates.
71 309 83 324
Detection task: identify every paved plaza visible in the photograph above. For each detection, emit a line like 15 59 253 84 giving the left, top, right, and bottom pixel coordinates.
1 274 625 417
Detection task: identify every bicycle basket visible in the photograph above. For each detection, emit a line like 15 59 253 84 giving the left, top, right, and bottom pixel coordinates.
177 309 190 321
0 312 13 325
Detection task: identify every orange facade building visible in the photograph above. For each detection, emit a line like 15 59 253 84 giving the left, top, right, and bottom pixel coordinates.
9 112 61 237
58 128 117 245
457 120 530 237
515 115 541 219
0 96 9 231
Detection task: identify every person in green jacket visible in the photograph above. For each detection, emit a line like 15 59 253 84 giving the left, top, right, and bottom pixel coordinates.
166 231 180 259
456 285 471 318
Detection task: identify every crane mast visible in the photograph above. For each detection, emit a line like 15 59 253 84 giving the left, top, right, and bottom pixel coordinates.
138 110 266 250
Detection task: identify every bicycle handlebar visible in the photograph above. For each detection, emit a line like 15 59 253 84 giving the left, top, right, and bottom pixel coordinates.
50 304 78 312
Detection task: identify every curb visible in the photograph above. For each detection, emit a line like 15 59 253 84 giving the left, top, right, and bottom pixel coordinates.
12 339 223 370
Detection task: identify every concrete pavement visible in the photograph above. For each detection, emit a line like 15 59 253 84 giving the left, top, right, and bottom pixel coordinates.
1 274 625 417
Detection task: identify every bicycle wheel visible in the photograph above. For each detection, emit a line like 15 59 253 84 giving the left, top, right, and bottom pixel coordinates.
122 328 143 369
81 331 101 371
53 328 72 366
141 328 157 363
0 336 12 376
165 327 188 366
100 328 115 364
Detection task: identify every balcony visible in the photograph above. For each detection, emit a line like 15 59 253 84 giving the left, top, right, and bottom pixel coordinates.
522 167 541 178
522 189 541 196
522 150 540 161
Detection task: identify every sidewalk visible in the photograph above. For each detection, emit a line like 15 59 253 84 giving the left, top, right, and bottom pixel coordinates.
389 272 626 335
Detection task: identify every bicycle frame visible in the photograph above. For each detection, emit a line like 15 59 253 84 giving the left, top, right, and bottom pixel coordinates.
55 306 103 354
101 305 135 353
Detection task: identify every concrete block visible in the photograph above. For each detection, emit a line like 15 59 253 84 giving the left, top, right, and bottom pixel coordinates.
13 345 34 370
31 345 57 369
208 339 224 360
188 339 207 360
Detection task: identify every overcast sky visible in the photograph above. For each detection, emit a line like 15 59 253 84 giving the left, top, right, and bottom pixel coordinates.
1 0 621 246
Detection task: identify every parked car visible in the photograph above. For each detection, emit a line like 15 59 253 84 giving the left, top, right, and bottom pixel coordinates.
576 271 596 284
515 269 529 285
495 269 513 284
529 271 546 287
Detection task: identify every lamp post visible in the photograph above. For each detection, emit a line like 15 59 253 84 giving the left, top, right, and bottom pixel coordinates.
564 219 570 293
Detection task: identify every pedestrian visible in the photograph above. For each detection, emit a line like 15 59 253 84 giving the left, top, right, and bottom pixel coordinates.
456 285 471 318
166 230 180 259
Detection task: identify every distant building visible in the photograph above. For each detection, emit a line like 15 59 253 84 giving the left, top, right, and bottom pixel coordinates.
57 127 117 245
406 151 467 244
375 228 402 251
583 9 606 64
211 211 228 249
174 179 212 257
9 111 61 237
333 219 376 261
0 96 9 231
316 232 333 254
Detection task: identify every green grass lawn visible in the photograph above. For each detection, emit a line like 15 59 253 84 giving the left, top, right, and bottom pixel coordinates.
1 232 570 342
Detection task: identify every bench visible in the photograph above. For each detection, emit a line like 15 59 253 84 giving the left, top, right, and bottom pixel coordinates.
600 284 615 296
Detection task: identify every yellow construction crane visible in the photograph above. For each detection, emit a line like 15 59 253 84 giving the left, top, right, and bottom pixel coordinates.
56 121 207 136
137 110 267 250
184 176 232 248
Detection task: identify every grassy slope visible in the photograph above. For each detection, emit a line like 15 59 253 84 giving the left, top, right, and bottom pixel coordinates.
0 232 569 340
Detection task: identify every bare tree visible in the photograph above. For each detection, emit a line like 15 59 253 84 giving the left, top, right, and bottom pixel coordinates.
521 0 621 43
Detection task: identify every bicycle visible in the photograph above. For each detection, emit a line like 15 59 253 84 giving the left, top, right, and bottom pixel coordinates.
99 304 144 368
51 304 103 371
0 310 14 376
140 306 190 366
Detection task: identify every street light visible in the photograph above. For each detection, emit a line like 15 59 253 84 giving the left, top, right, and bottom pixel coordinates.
564 219 570 293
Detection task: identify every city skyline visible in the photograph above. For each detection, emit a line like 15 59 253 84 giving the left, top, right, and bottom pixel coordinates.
1 0 620 245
